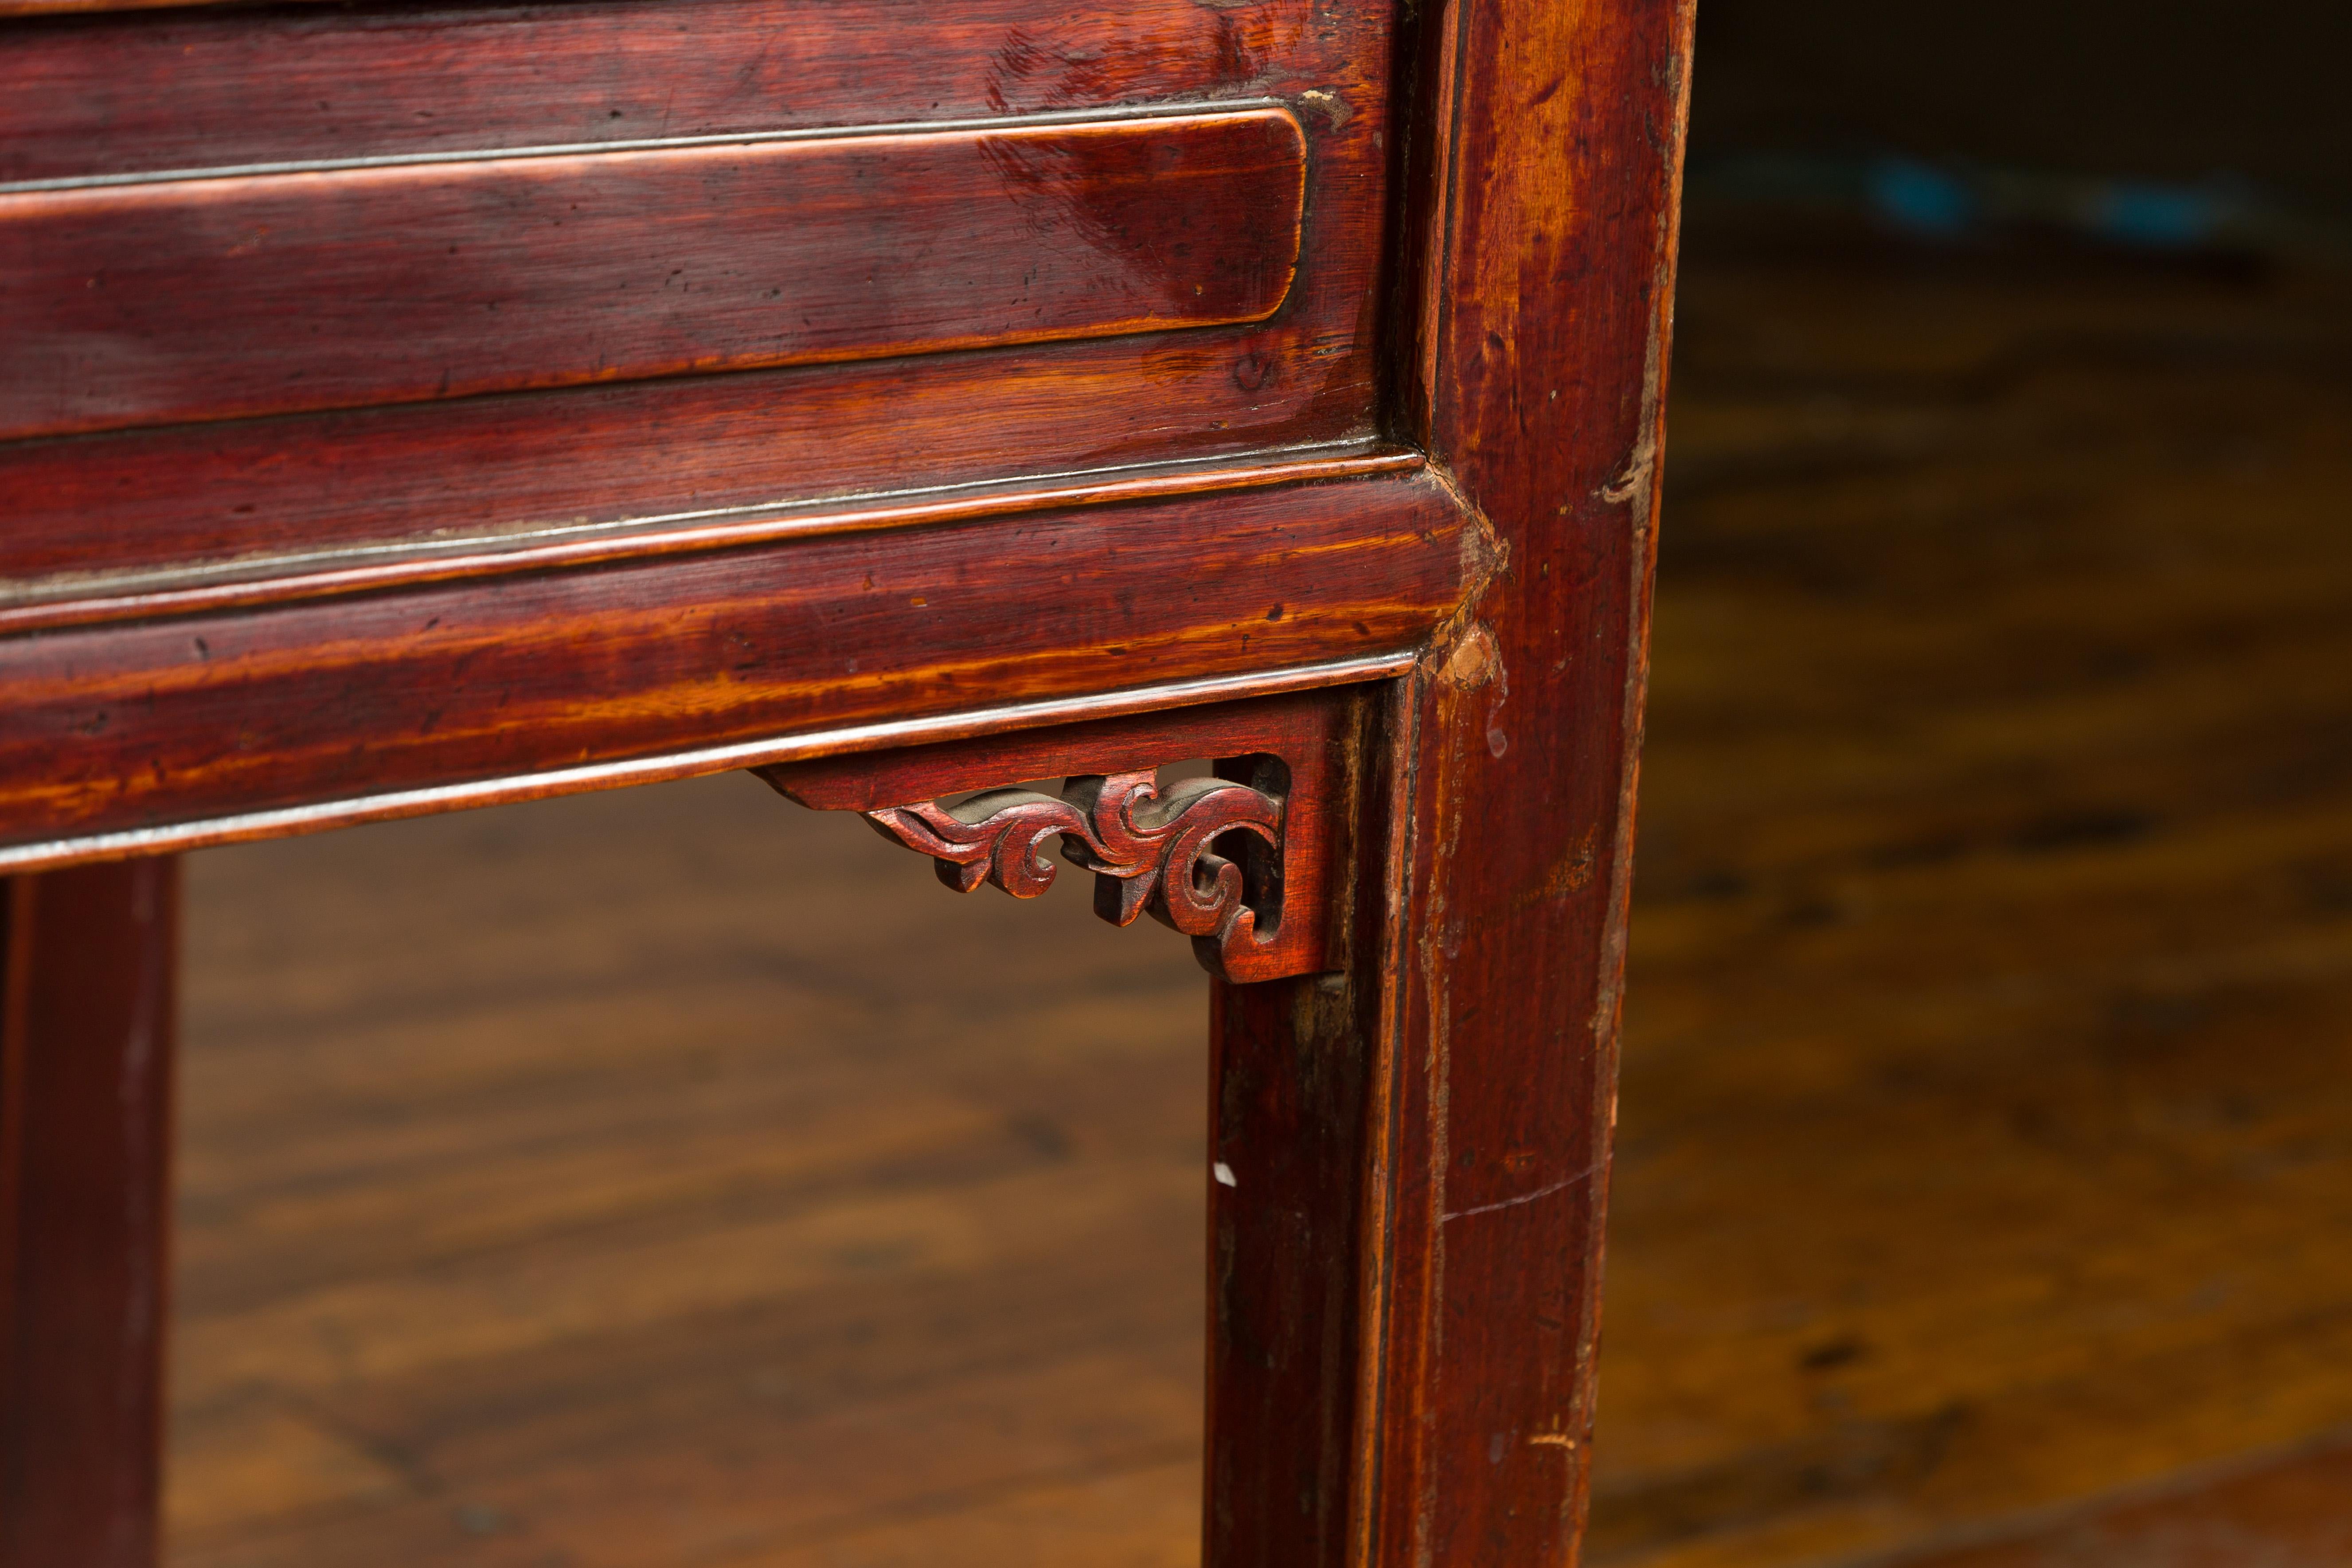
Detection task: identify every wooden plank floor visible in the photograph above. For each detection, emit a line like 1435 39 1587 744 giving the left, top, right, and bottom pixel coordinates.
1589 240 2352 1568
169 782 1212 1567
169 240 2352 1567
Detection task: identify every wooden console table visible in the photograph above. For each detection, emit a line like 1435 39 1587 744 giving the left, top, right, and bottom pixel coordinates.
0 0 1693 1560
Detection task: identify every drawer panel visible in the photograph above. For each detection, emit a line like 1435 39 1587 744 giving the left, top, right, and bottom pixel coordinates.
0 0 1398 589
0 0 1319 181
0 109 1306 440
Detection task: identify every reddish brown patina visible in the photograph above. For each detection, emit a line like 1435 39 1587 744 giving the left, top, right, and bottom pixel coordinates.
0 0 1693 1558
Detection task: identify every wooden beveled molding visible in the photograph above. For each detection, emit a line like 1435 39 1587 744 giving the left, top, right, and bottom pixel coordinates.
0 108 1307 440
0 466 1474 868
0 0 1330 183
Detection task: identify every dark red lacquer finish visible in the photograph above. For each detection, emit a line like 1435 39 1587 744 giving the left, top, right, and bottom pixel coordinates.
1 110 1305 440
0 469 1469 864
1357 1 1696 1558
768 690 1358 984
0 0 1400 583
0 0 1695 1559
0 860 177 1568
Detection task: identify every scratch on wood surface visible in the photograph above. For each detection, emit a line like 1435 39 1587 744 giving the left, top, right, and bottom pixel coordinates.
1440 1157 1603 1223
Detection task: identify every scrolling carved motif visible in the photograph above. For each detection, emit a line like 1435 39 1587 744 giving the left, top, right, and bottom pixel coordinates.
863 770 1281 965
758 689 1345 982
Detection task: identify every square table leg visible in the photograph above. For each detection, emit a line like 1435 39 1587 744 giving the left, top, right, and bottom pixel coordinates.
1 858 177 1568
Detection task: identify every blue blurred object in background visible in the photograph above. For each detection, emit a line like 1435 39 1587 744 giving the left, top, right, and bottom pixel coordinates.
1866 157 1980 238
2087 181 2228 248
1689 148 2341 263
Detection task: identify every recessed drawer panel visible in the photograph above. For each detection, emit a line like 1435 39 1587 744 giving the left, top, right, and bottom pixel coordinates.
1 109 1306 440
0 0 1397 589
0 0 1324 180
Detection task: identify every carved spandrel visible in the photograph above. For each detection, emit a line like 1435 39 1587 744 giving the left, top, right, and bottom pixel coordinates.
863 769 1283 966
755 689 1352 983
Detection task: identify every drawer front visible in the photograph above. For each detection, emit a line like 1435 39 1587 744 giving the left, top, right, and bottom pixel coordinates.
0 0 1396 582
4 110 1307 439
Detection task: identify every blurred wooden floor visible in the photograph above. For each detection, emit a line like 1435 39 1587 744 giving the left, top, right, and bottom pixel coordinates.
169 242 2352 1568
170 783 1212 1568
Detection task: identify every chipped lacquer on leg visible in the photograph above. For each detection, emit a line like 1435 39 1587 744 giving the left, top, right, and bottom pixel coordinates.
0 860 177 1568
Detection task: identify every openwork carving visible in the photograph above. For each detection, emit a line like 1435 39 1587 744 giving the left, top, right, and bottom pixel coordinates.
757 693 1343 982
863 770 1281 961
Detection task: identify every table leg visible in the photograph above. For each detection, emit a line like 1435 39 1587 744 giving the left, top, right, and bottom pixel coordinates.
1203 694 1389 1568
0 858 178 1568
1203 657 1639 1568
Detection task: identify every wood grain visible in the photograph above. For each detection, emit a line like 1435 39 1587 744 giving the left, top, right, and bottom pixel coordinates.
0 471 1474 864
4 0 325 14
164 776 1215 1568
0 0 1397 579
0 446 1420 637
0 328 1383 585
1588 243 2352 1568
768 690 1358 982
0 110 1305 441
1333 0 1700 1564
1891 1440 2352 1567
0 859 176 1568
0 0 1322 177
151 238 2352 1568
1203 690 1389 1568
0 0 1697 1561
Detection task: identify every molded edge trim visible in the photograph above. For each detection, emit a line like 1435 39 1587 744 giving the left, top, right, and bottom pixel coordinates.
0 653 1408 875
0 108 1308 441
0 444 1422 636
